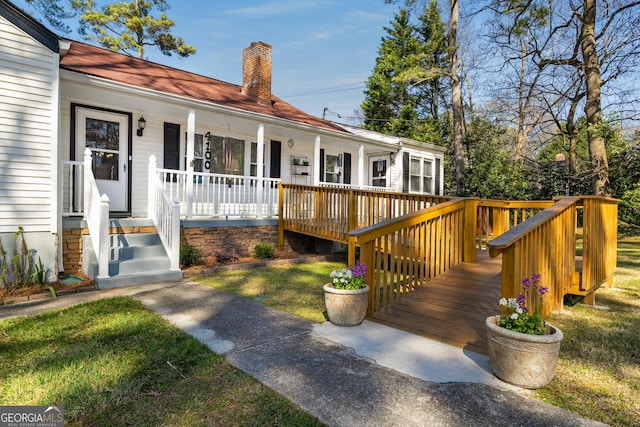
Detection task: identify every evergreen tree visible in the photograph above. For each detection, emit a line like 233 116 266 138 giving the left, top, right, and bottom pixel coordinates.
19 0 195 59
415 0 448 123
362 8 421 138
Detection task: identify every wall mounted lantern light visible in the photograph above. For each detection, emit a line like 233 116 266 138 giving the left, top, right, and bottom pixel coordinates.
389 151 396 165
137 116 146 137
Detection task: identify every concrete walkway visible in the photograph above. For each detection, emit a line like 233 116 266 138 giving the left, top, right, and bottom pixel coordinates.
0 281 605 426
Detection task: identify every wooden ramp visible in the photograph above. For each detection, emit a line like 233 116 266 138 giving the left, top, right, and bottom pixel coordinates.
367 251 502 355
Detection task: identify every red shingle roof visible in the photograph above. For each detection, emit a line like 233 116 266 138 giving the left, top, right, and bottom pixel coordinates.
60 40 347 133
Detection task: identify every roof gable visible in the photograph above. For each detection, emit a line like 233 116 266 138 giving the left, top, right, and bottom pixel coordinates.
0 0 59 52
60 40 347 133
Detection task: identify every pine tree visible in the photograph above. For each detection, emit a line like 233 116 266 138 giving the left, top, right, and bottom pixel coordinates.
361 8 421 138
20 0 195 59
415 0 448 122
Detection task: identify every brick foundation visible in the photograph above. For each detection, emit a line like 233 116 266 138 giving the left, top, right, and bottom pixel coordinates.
62 223 319 274
61 228 84 275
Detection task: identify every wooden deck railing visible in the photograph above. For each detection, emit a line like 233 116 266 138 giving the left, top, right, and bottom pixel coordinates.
576 197 619 303
278 184 451 262
476 199 554 249
349 198 477 314
487 196 618 316
278 186 618 318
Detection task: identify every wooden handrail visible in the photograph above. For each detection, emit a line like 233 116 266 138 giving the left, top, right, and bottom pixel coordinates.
487 197 580 257
349 198 475 314
350 198 467 243
487 196 618 317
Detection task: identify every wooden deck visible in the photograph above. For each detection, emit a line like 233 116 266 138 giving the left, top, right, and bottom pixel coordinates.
367 250 502 355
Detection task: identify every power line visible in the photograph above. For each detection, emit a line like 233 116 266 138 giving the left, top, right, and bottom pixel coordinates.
282 82 366 98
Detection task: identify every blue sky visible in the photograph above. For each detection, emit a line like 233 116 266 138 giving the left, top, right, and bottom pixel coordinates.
13 0 399 121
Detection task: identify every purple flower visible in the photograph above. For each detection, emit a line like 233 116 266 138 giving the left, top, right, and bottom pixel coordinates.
349 262 366 278
538 285 548 296
522 277 531 288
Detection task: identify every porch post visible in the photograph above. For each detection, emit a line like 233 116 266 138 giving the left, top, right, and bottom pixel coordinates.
256 123 265 218
358 144 364 187
147 155 157 219
185 109 195 220
313 135 321 186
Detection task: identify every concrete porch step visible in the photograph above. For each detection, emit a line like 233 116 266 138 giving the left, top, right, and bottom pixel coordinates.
85 228 182 289
96 269 183 289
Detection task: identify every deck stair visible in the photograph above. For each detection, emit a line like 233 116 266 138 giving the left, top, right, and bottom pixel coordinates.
85 219 182 289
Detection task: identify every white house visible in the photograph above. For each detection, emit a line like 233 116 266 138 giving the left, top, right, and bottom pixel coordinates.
0 0 445 288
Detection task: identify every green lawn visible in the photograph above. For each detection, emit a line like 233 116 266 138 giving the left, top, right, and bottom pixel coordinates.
193 261 345 323
0 297 324 426
539 236 640 426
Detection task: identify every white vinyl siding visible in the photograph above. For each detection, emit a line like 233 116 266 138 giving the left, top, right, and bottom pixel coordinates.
0 16 57 233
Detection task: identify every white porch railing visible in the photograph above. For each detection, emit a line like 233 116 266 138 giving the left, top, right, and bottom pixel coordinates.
62 160 84 216
148 155 181 271
157 168 281 219
82 148 109 279
319 182 396 192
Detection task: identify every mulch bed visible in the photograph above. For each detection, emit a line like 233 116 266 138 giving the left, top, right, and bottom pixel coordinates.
0 277 97 306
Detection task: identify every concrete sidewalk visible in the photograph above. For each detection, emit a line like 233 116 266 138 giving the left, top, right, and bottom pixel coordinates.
0 281 605 426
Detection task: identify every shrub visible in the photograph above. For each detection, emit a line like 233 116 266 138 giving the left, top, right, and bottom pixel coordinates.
252 243 275 259
215 252 239 263
0 227 49 290
180 244 202 268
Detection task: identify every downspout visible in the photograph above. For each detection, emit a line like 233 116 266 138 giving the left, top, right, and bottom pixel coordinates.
52 42 65 280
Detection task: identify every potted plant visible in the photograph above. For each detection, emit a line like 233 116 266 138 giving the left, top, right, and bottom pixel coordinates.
323 263 369 326
486 273 564 389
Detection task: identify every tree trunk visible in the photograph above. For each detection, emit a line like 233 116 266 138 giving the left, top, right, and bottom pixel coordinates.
449 0 465 195
580 0 610 196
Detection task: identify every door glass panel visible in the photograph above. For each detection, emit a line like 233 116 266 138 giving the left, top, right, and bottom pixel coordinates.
372 159 387 187
325 154 339 182
92 152 119 180
86 117 120 181
228 138 245 175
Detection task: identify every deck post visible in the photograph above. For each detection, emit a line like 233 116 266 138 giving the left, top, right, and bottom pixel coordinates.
361 240 375 315
348 191 358 265
463 198 478 263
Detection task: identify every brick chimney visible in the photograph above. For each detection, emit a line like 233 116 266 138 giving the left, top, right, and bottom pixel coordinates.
242 41 272 105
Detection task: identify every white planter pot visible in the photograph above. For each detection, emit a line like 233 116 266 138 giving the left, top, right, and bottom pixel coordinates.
323 283 369 327
486 315 563 389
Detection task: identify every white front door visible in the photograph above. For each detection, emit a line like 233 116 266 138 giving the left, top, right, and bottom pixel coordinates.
76 108 129 211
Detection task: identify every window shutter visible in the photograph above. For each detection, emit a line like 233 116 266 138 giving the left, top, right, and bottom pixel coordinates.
319 149 325 182
270 140 281 178
402 152 410 192
163 123 180 170
343 153 351 184
435 158 441 196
